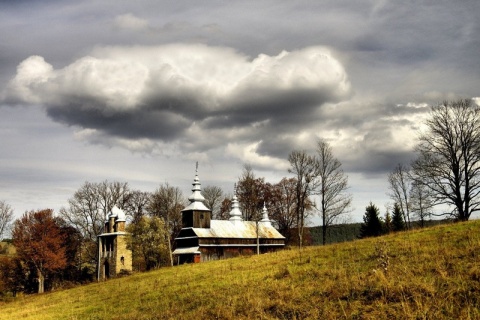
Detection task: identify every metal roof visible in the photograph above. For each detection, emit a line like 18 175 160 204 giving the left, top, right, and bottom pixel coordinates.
191 220 285 239
172 246 201 255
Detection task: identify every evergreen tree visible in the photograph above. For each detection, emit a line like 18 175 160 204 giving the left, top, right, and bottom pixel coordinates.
392 202 406 232
359 202 383 238
384 210 393 234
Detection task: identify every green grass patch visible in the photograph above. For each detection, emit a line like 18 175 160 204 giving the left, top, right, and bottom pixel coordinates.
1 220 480 319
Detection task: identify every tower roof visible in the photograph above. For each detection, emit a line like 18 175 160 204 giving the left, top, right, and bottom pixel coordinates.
106 206 126 222
260 202 272 226
113 206 126 222
182 164 210 212
229 184 243 222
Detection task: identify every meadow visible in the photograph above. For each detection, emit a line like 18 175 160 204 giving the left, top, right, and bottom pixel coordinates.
1 220 479 319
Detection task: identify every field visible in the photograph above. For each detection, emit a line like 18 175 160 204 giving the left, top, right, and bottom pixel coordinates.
1 220 480 319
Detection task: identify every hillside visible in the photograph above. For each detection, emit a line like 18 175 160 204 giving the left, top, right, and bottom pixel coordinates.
1 221 480 319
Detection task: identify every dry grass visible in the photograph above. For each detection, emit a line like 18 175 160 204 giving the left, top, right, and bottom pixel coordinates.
1 220 480 319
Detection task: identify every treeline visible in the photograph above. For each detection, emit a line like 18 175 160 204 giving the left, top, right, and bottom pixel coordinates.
0 157 351 296
308 218 451 245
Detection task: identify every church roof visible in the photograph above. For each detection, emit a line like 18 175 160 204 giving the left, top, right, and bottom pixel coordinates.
173 246 201 254
190 220 285 239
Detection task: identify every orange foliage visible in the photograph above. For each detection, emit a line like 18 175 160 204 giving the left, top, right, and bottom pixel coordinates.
12 209 66 293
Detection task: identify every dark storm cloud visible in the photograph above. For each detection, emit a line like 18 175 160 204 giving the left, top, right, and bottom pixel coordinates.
204 87 341 129
46 101 191 142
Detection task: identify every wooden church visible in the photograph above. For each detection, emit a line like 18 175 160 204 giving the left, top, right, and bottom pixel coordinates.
173 169 285 264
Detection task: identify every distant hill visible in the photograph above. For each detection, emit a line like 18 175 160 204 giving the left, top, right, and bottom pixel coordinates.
0 220 479 319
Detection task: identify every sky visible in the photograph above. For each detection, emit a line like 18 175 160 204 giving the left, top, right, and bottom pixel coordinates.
1 0 479 224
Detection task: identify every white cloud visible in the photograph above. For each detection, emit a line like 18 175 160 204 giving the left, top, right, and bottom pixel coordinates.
3 44 351 169
6 44 350 111
3 56 54 105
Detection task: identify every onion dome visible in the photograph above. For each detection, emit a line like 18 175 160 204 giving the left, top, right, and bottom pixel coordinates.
260 202 272 226
182 163 210 211
229 184 243 222
112 206 126 222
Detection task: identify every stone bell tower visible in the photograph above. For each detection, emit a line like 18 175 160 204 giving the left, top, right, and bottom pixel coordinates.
97 206 132 280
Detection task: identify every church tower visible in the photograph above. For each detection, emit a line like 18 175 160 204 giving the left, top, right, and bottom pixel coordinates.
181 164 212 228
97 206 132 280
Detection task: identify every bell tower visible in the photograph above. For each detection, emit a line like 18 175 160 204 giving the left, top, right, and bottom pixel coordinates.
181 163 211 228
97 206 132 280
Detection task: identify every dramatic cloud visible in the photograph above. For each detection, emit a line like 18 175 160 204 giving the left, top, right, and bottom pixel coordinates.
4 44 351 165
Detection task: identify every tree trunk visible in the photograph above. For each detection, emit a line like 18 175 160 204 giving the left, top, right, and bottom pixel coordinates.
167 232 173 267
298 209 304 251
322 204 327 246
256 221 260 255
37 268 44 294
322 223 327 246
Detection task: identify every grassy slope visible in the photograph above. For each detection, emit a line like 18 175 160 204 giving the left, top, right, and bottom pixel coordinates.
1 221 480 320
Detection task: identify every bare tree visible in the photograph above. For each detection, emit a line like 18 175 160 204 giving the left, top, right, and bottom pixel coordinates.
409 180 435 227
387 163 412 229
123 190 151 224
60 180 130 270
315 139 352 245
236 165 265 221
288 150 319 250
412 99 480 221
96 180 131 217
202 185 224 219
267 178 298 244
60 181 130 242
218 195 233 220
0 201 14 241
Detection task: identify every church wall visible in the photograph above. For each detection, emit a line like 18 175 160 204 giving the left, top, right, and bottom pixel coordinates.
198 245 282 262
198 237 285 246
115 235 132 274
182 210 211 228
175 237 199 248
